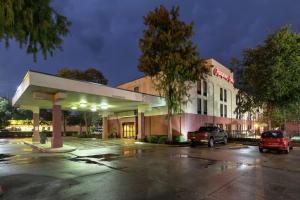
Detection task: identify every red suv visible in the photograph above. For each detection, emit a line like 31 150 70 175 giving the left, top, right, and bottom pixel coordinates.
259 131 293 153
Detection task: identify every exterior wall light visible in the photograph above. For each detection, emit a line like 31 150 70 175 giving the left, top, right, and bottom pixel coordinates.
71 106 78 110
80 102 87 108
100 104 108 110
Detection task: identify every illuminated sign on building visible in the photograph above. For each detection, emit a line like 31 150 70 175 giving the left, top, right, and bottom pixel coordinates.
213 68 234 84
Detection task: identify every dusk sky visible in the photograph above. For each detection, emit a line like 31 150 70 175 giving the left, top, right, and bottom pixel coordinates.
1 0 300 98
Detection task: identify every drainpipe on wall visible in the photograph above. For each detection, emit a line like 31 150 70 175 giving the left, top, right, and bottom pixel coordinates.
212 83 215 125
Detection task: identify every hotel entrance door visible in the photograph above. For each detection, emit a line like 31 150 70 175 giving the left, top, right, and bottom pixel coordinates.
122 122 135 138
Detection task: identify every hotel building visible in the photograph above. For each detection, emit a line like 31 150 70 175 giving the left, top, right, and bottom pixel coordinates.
116 58 257 139
12 58 258 147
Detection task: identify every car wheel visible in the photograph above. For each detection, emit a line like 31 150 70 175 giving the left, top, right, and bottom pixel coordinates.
190 141 196 147
259 147 264 153
208 138 214 148
223 137 228 145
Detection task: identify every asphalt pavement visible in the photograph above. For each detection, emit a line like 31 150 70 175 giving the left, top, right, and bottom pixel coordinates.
1 137 300 200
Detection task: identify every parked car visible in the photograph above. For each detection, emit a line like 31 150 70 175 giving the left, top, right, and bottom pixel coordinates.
259 130 293 153
291 136 300 142
187 126 228 147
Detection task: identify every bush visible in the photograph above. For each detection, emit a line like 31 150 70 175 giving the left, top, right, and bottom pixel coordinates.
145 135 168 143
173 134 186 143
0 131 33 138
77 133 102 139
157 136 168 144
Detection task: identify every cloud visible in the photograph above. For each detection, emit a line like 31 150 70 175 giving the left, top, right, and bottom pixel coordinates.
1 0 300 98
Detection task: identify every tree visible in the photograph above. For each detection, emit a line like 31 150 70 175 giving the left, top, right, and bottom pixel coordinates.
238 26 300 129
58 67 108 85
0 0 71 61
138 5 207 141
0 97 12 128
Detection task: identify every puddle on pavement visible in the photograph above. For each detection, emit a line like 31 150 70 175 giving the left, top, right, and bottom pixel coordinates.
0 140 9 145
176 154 252 170
69 153 120 163
0 154 15 162
69 153 127 171
85 153 119 161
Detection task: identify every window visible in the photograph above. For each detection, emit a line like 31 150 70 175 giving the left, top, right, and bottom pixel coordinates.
224 89 227 102
220 88 223 101
247 113 252 120
236 108 241 119
197 98 202 114
134 86 139 92
261 131 284 138
224 105 227 118
220 104 223 117
197 81 201 95
203 81 207 96
203 99 207 115
247 125 252 130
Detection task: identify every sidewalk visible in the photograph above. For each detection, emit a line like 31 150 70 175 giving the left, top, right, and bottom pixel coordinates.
23 138 76 153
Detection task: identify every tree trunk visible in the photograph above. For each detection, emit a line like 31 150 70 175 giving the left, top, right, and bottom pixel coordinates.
62 112 66 136
267 103 273 130
179 114 182 135
84 112 88 134
167 108 172 142
79 122 82 135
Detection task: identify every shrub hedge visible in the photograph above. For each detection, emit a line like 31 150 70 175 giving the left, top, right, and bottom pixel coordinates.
0 131 79 138
145 134 186 144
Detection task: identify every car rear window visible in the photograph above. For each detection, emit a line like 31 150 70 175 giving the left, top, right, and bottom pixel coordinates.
199 127 214 132
261 131 283 138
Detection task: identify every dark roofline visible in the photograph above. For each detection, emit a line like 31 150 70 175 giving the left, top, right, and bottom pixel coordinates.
27 70 162 98
115 75 147 87
115 58 220 87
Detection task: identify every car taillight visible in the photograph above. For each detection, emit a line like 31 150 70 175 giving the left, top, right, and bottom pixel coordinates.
203 132 208 137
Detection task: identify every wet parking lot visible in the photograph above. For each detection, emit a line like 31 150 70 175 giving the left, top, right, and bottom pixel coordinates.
1 138 300 200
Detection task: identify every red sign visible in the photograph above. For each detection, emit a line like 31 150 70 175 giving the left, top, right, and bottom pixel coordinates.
213 68 234 84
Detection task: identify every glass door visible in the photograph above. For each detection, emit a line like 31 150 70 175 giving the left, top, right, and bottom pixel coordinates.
122 122 135 138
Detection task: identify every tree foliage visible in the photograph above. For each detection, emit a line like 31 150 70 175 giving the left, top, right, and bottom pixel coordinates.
58 67 108 85
0 0 71 61
57 67 108 133
0 97 12 128
238 26 300 128
138 5 206 140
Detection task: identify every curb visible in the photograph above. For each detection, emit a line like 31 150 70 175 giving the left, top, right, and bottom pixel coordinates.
23 141 76 153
